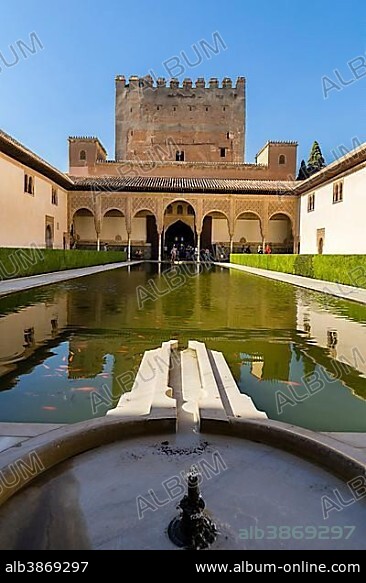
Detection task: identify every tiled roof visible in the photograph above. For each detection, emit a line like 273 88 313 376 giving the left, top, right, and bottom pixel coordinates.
71 176 297 195
0 130 73 189
102 159 264 168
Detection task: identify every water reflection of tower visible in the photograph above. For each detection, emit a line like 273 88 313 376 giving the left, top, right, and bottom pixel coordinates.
240 343 292 382
240 353 264 380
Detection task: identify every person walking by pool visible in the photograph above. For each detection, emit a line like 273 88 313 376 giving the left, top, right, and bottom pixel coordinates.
171 245 177 263
179 243 185 260
186 245 194 261
203 248 211 262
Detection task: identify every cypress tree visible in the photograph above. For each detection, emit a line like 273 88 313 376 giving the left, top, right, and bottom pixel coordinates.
307 141 326 176
297 159 309 180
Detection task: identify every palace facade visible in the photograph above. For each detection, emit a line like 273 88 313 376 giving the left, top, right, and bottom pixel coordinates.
1 75 364 257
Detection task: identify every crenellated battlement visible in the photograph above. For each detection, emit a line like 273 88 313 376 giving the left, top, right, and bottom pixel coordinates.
115 75 245 90
115 74 246 162
69 136 107 154
69 136 107 167
69 136 101 141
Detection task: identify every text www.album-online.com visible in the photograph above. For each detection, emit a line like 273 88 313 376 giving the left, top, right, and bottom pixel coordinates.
195 561 360 574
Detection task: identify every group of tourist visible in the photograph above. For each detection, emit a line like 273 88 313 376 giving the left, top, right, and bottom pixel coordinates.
169 244 214 262
102 245 144 258
241 245 252 254
256 244 272 254
170 244 199 261
241 243 272 254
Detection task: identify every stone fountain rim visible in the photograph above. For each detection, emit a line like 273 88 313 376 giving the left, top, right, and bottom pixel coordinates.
0 415 364 509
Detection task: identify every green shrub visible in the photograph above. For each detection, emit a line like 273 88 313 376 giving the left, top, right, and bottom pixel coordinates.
230 254 366 289
294 255 314 278
0 247 127 281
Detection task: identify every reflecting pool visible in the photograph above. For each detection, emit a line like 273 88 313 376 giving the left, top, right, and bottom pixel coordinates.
0 264 365 430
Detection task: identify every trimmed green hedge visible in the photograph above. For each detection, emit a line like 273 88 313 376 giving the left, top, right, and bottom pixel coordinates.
0 247 127 281
230 254 366 289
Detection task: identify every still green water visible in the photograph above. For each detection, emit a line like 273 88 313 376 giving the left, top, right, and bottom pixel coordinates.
0 263 365 431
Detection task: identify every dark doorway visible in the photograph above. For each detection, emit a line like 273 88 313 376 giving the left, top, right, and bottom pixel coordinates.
146 215 158 259
165 220 194 249
201 216 212 250
318 237 324 255
45 225 53 249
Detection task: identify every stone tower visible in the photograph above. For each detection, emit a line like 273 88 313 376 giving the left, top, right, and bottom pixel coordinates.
115 75 246 163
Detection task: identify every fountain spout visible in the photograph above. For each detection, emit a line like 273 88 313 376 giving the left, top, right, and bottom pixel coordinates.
168 468 217 550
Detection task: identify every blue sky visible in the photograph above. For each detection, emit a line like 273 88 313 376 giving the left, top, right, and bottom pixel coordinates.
0 0 365 172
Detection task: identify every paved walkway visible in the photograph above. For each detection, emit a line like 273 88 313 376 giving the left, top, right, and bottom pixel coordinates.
219 262 366 305
0 261 141 297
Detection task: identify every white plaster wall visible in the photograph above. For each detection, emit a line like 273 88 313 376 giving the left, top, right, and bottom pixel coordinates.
268 218 292 243
300 166 366 254
100 217 128 242
0 153 68 249
212 218 230 242
74 216 96 240
256 147 269 166
233 219 261 242
77 216 146 243
131 217 146 242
